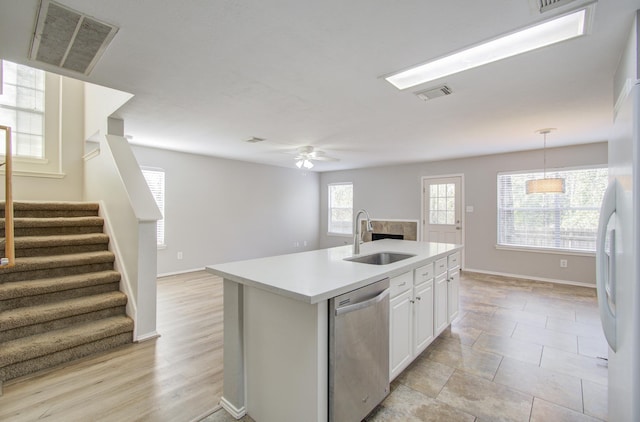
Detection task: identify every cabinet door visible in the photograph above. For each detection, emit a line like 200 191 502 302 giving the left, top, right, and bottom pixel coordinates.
413 281 434 355
434 273 448 335
447 268 460 322
390 289 413 380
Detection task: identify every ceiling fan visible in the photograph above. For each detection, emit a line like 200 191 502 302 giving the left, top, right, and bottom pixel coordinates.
292 146 339 169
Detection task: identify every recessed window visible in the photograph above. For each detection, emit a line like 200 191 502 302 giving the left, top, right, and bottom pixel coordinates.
328 183 353 235
142 167 165 247
497 167 608 253
0 61 45 158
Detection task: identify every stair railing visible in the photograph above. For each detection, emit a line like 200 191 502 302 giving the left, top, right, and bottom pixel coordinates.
1 125 14 268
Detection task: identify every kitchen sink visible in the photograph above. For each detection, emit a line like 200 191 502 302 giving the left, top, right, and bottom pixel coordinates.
345 252 416 265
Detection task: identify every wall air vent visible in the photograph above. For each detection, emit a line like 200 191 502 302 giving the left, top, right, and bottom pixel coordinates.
30 0 118 75
535 0 579 13
415 85 453 102
245 137 266 143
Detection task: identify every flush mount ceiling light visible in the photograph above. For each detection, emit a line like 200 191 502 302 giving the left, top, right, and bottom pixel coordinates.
385 5 594 90
526 128 565 194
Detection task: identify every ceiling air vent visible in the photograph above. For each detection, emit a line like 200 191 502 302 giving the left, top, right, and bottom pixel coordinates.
415 85 453 102
30 0 118 75
535 0 579 13
245 137 266 143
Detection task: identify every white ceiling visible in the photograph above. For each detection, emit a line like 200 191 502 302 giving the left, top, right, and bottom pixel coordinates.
1 0 638 171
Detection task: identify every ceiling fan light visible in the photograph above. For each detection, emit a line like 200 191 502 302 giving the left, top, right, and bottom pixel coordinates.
296 160 304 168
303 159 314 169
526 178 565 194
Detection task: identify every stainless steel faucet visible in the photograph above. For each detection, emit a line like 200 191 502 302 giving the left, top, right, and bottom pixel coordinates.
353 209 373 254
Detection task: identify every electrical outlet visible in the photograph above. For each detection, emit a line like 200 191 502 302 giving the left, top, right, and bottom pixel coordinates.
560 259 567 268
177 251 183 260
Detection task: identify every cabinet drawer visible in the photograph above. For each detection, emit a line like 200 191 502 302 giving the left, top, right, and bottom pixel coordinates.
390 272 412 298
414 263 434 284
435 258 447 276
448 252 460 269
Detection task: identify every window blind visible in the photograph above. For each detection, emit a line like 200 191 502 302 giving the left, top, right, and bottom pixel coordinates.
497 167 607 252
142 168 165 246
328 183 353 235
0 61 45 158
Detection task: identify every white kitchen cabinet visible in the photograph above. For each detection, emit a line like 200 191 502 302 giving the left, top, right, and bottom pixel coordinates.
389 273 413 379
447 253 460 322
434 272 448 335
434 257 449 336
413 279 434 354
388 251 460 381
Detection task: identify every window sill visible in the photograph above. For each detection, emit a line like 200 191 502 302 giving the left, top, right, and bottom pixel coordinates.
327 232 353 238
495 244 595 257
0 169 65 179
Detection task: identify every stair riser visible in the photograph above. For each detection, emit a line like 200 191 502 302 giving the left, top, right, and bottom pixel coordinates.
2 226 104 237
1 262 115 283
0 282 120 312
0 332 133 382
1 243 109 258
0 306 126 342
0 209 99 218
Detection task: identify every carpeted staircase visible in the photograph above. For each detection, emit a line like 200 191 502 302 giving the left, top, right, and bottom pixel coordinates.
0 201 133 389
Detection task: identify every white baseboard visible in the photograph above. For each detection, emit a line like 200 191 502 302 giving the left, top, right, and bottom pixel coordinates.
219 396 246 420
463 268 596 289
134 331 161 343
157 267 206 278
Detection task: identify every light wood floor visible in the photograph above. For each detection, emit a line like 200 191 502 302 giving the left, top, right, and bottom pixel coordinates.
0 271 223 422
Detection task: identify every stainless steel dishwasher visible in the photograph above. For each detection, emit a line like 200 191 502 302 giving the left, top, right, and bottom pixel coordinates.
329 278 390 422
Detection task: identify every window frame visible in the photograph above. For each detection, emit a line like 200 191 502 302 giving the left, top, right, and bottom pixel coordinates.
496 165 608 256
141 166 166 248
327 182 353 237
0 60 63 177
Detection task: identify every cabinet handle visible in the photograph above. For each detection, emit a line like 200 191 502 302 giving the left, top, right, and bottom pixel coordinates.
416 296 421 301
422 273 429 277
398 282 406 287
409 299 415 304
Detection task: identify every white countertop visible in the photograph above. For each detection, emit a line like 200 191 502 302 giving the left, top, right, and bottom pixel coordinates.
206 239 462 304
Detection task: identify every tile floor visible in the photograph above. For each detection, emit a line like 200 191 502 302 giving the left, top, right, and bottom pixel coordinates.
203 271 608 422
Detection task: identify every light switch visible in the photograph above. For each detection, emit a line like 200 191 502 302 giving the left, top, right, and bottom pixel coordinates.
466 206 474 213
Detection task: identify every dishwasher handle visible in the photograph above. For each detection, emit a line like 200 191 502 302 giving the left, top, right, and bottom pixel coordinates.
335 288 390 316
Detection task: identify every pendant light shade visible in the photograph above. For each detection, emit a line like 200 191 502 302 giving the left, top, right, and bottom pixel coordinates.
527 128 565 194
526 177 565 194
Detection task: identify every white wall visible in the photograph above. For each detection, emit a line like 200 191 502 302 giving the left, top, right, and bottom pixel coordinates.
1 76 84 201
320 142 607 285
132 145 320 275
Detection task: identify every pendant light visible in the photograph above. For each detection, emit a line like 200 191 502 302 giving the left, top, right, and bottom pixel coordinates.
526 128 565 194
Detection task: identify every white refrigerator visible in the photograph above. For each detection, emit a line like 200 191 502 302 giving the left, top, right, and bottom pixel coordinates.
596 12 640 422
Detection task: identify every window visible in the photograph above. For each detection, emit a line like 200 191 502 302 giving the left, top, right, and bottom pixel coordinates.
497 167 608 253
142 168 165 247
429 183 456 225
0 61 45 158
328 183 353 235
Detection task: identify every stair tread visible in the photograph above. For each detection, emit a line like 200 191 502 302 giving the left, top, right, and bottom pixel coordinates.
0 201 100 211
0 216 104 228
0 290 127 331
0 250 115 274
7 233 109 249
0 270 121 300
0 315 133 367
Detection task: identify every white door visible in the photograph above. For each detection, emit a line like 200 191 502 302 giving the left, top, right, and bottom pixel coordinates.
422 176 462 244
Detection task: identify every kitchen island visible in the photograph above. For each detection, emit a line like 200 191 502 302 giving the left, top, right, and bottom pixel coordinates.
206 239 462 422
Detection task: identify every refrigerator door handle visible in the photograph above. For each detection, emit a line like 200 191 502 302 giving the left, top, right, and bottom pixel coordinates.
596 180 617 351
